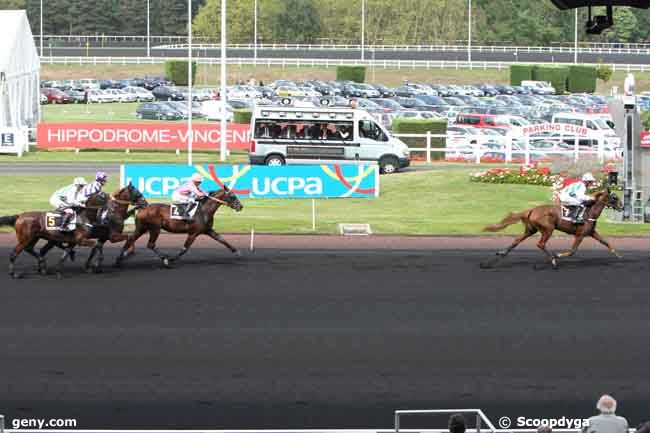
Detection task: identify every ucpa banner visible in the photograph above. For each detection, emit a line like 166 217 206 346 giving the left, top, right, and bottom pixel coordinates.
121 164 380 199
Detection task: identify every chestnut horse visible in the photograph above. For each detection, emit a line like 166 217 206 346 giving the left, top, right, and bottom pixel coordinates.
0 184 147 278
482 189 623 269
115 188 243 268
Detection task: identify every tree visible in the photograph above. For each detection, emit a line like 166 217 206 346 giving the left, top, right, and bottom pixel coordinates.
606 7 637 43
193 0 257 44
0 0 26 9
265 0 320 44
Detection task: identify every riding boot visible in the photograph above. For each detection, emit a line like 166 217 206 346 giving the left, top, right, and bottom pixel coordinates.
184 202 195 219
575 206 586 224
59 212 73 230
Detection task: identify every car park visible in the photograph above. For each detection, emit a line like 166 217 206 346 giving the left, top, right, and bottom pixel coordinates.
135 102 183 120
41 87 74 104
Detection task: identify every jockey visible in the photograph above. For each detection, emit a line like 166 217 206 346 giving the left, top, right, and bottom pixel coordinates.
559 172 596 224
80 171 109 205
172 173 208 218
49 177 88 229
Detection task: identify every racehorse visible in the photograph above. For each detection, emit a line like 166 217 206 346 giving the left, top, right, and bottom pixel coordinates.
0 184 147 278
115 188 243 268
482 189 624 269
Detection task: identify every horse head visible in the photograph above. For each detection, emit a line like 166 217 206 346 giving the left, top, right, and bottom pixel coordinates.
113 183 148 209
209 188 243 212
594 188 623 212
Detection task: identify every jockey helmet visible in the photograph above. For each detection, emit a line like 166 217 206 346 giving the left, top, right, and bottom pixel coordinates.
73 177 88 186
191 173 204 183
95 171 108 182
582 172 596 183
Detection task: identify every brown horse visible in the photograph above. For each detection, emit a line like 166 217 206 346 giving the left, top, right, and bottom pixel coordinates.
115 188 243 268
0 184 147 278
483 189 624 269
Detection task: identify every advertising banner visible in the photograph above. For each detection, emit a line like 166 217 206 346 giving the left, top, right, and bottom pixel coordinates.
641 131 650 148
122 164 380 199
37 123 251 150
0 128 27 156
522 123 590 137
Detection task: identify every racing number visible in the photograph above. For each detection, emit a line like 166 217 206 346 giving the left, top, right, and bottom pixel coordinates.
47 215 57 227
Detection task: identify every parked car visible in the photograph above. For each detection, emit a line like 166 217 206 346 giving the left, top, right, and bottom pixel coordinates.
41 88 74 104
63 89 87 103
86 89 115 103
78 78 100 90
123 86 155 102
152 86 185 101
136 102 183 120
104 88 137 103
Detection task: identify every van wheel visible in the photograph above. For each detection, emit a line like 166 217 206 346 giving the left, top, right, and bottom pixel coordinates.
379 156 399 174
265 155 285 166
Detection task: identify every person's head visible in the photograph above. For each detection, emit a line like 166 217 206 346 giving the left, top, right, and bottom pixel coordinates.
537 426 552 433
597 395 617 414
582 172 596 187
95 171 108 185
350 99 358 109
191 173 204 185
73 177 88 190
448 414 466 433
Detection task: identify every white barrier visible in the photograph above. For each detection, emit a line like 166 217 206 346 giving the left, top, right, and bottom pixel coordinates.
0 128 28 157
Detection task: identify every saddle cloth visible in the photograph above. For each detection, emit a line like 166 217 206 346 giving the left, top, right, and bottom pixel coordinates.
170 204 198 221
44 212 77 232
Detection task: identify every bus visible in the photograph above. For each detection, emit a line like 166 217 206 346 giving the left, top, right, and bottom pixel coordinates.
249 106 410 174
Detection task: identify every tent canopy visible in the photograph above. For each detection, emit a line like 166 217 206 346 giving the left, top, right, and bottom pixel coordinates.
0 10 40 129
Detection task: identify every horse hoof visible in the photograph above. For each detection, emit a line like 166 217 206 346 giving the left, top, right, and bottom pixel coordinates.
496 250 507 257
162 258 171 268
69 251 76 262
39 267 48 276
93 267 104 274
10 271 24 279
56 272 64 280
233 249 242 257
551 258 559 270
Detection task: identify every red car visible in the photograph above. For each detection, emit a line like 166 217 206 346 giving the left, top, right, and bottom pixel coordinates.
41 87 74 104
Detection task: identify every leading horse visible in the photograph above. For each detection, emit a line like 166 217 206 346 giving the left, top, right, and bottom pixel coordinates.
483 189 624 269
115 188 243 268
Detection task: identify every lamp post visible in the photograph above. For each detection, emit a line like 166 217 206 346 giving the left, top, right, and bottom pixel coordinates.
220 0 227 162
361 0 365 61
254 0 258 64
187 0 194 166
40 0 43 55
574 8 578 64
147 0 151 58
467 0 472 63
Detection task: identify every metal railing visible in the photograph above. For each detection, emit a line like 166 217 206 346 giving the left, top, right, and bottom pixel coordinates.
395 409 496 433
37 56 650 72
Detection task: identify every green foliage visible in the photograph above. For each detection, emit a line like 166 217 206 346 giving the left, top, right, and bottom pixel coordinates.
510 65 533 86
392 118 447 161
336 66 366 83
596 65 613 83
532 66 568 94
164 60 197 86
642 111 650 132
232 109 252 125
567 65 597 93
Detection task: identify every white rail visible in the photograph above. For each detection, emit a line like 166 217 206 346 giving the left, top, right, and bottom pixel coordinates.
395 409 497 433
38 56 650 72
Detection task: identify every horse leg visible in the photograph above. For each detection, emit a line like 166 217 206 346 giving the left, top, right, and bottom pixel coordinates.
536 228 559 269
85 244 99 272
590 230 623 259
558 234 587 259
23 239 47 275
9 243 27 278
146 227 169 264
207 230 241 257
94 241 106 273
55 246 74 279
497 225 538 257
171 233 199 263
115 226 146 267
37 241 60 275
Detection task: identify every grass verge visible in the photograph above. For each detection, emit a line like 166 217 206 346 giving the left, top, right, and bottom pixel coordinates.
2 169 649 236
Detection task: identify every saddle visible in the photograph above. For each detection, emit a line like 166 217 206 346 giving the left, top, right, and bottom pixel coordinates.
45 211 77 232
561 205 586 224
170 203 198 221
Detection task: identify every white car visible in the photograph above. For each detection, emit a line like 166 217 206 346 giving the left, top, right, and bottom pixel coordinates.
78 78 100 90
227 85 262 99
104 88 137 103
86 89 114 103
201 100 234 121
298 86 322 97
123 86 155 102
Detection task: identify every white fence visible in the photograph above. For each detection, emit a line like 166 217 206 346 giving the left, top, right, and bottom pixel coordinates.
394 132 617 165
38 56 650 72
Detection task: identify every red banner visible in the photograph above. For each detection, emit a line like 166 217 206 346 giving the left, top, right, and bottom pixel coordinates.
37 123 251 150
641 131 650 148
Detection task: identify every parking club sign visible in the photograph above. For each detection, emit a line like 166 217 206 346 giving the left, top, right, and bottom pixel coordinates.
122 164 380 199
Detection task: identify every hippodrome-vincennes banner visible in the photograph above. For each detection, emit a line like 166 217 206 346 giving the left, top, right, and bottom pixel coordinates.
122 164 380 199
37 123 251 150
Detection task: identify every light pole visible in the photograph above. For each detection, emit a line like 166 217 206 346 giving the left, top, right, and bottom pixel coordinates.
187 0 194 166
254 0 258 65
361 0 365 61
467 0 472 63
574 8 578 64
40 0 43 55
147 0 151 58
220 0 227 162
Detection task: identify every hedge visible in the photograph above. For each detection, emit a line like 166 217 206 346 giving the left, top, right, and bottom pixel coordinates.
510 64 534 86
164 60 197 86
567 65 597 93
532 65 568 94
642 111 650 131
232 109 252 125
392 118 447 160
336 65 366 83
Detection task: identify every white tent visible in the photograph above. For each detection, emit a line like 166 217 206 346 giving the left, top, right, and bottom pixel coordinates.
0 10 40 130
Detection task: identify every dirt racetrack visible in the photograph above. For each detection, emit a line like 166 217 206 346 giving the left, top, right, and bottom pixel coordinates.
1 233 649 429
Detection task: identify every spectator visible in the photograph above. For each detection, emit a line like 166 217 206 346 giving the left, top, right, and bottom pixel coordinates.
349 99 358 109
582 395 628 433
248 75 256 86
537 426 552 433
448 414 466 433
636 422 650 433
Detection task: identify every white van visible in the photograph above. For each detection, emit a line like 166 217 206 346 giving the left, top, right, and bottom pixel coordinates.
551 112 620 147
249 106 410 174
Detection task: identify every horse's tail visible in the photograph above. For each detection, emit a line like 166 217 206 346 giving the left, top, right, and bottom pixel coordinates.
483 211 527 232
0 215 18 227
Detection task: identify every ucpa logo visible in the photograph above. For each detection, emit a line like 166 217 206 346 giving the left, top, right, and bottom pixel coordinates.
252 177 322 196
129 177 189 196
